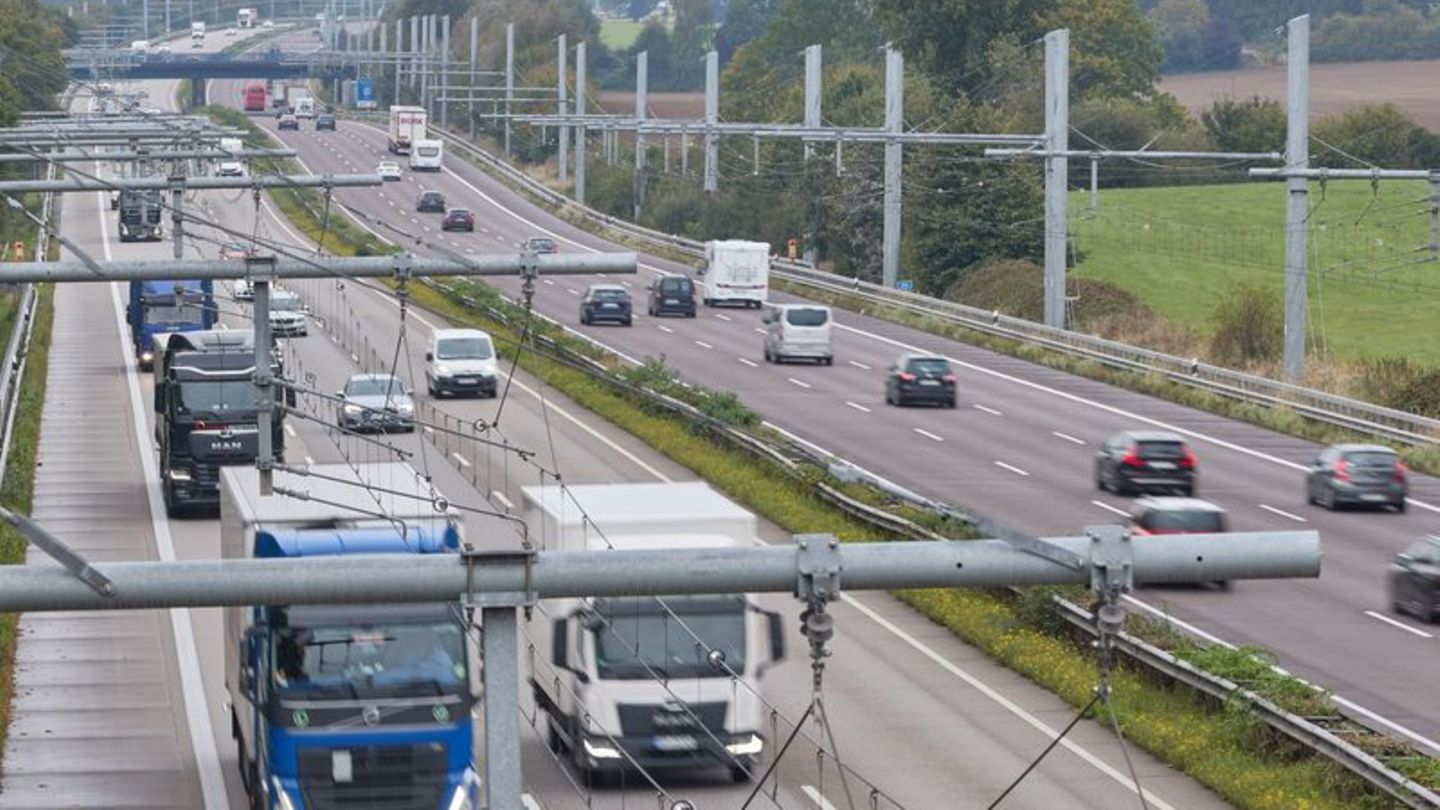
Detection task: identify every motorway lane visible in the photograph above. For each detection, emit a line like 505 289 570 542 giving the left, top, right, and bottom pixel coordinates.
229 78 1440 749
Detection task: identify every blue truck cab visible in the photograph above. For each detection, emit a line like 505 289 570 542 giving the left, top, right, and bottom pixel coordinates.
221 463 480 810
126 279 215 369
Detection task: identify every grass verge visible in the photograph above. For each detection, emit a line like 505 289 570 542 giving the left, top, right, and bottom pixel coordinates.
266 144 1425 808
0 283 57 773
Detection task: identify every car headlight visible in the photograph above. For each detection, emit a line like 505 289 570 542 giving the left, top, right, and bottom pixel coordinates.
140 350 154 363
396 403 414 416
434 363 451 377
582 738 623 760
342 404 362 415
726 733 764 756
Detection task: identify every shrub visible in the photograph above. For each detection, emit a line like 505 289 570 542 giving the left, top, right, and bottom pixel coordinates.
1208 284 1282 366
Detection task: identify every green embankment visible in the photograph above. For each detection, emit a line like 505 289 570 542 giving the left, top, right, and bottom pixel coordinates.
1071 181 1440 364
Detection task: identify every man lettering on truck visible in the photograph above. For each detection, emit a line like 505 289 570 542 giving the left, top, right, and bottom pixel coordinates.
523 482 786 783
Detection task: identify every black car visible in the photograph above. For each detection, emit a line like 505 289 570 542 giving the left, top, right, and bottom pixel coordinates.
1094 430 1196 496
1306 443 1407 512
1391 537 1440 623
416 190 446 212
580 284 632 326
314 113 336 131
277 114 299 131
647 275 696 317
884 354 956 408
442 208 475 232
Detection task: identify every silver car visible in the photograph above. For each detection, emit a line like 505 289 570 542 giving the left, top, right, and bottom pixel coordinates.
337 373 415 433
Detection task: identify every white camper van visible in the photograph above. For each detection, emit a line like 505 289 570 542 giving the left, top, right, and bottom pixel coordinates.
701 240 770 308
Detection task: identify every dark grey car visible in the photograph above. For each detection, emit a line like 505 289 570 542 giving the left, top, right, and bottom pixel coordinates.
884 354 956 408
1306 443 1407 512
580 284 632 326
1391 536 1440 623
1094 430 1197 496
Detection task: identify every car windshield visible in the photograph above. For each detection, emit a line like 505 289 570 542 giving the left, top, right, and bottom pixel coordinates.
347 376 406 397
417 146 440 157
592 288 627 301
592 596 747 681
177 380 255 414
786 308 829 327
271 613 467 700
422 193 442 203
436 337 492 361
660 278 690 293
529 238 555 249
270 293 300 312
1137 441 1186 459
448 210 471 217
1345 451 1397 467
905 358 949 374
1144 509 1225 533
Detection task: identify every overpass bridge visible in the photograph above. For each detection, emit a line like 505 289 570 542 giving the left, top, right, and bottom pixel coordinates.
65 50 355 107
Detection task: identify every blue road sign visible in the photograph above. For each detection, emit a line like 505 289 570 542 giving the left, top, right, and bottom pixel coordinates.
896 279 914 291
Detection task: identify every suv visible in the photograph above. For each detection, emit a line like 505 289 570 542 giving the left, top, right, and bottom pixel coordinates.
442 208 475 232
1095 430 1196 496
647 275 696 318
1391 536 1440 623
579 284 632 326
277 114 299 131
337 373 414 433
884 354 956 408
314 113 336 131
1128 497 1231 587
416 190 446 212
1306 443 1407 512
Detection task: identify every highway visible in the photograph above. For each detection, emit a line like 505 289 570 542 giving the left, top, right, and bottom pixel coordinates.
225 29 1440 756
0 33 1236 810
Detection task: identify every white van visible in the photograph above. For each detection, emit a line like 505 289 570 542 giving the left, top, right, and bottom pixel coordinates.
409 138 444 171
762 304 833 365
216 137 243 177
425 328 498 398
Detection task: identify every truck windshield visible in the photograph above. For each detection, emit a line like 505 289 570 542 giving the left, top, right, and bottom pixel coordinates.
177 380 255 414
593 596 746 680
272 618 466 699
144 298 204 327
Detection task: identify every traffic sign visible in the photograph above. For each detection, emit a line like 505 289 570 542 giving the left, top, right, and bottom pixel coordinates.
896 279 914 291
355 78 376 110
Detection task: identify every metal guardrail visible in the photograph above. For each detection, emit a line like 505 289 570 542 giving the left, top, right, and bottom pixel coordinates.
418 121 1440 448
0 140 55 473
329 114 1440 805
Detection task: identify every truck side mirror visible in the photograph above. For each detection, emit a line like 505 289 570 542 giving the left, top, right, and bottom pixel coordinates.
425 351 433 362
284 387 297 408
552 616 589 683
764 610 785 664
153 385 165 413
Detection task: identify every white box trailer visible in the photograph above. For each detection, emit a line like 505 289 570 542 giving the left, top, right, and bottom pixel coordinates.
702 240 770 308
388 105 428 155
522 482 784 782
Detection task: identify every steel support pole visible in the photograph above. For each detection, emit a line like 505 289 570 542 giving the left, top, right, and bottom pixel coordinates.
557 34 568 183
803 44 821 160
504 23 514 157
575 41 587 206
482 606 521 810
881 46 903 289
1043 29 1070 330
253 278 274 495
440 14 450 129
634 50 648 219
1430 176 1439 267
409 16 419 91
393 18 402 104
703 50 718 193
421 15 432 115
1089 156 1099 214
143 0 150 40
468 17 477 137
170 185 183 259
1283 15 1310 381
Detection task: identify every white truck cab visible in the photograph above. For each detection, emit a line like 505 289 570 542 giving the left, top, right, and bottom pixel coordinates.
762 303 833 365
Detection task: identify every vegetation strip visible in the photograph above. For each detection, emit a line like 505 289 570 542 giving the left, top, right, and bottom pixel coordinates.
0 283 57 773
261 135 1424 810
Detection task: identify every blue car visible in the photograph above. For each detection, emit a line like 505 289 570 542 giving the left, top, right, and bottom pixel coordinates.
580 284 632 326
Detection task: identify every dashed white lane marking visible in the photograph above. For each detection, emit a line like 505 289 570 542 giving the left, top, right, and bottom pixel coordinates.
284 423 297 437
1364 610 1433 639
542 278 555 286
714 313 732 322
492 489 515 511
973 403 1003 416
848 360 871 370
1091 499 1129 517
913 427 944 442
737 357 758 368
1259 503 1307 523
994 460 1030 477
787 377 812 389
801 786 838 810
656 324 675 334
1053 431 1086 445
450 452 472 468
845 401 871 413
694 340 713 350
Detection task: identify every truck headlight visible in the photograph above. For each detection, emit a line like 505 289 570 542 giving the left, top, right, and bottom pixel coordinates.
271 777 299 810
140 350 154 364
726 734 763 756
581 738 622 760
446 784 475 810
166 468 192 482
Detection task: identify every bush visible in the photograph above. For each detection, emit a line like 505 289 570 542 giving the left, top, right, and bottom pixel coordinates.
1208 284 1282 366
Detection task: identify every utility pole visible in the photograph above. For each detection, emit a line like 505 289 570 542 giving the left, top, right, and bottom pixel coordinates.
504 22 514 157
143 0 150 40
409 15 419 93
557 34 568 183
1283 14 1310 381
575 40 587 206
1043 29 1070 330
881 46 903 289
803 44 822 266
634 50 648 220
392 18 402 105
703 49 718 193
468 17 477 138
441 14 450 129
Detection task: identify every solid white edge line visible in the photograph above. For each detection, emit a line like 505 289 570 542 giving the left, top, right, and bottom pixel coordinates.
1090 499 1129 517
837 593 1177 810
100 192 228 808
1363 610 1433 639
1258 503 1308 523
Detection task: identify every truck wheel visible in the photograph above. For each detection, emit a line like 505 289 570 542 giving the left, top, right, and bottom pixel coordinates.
730 761 755 783
546 721 566 754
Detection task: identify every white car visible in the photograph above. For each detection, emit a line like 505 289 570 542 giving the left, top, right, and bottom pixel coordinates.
262 19 274 28
267 288 308 337
376 161 402 181
226 27 237 36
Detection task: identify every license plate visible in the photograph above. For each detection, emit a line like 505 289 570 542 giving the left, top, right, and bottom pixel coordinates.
602 303 618 309
1149 461 1176 470
456 377 475 385
650 734 697 752
1360 493 1387 501
919 379 940 386
664 299 678 304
